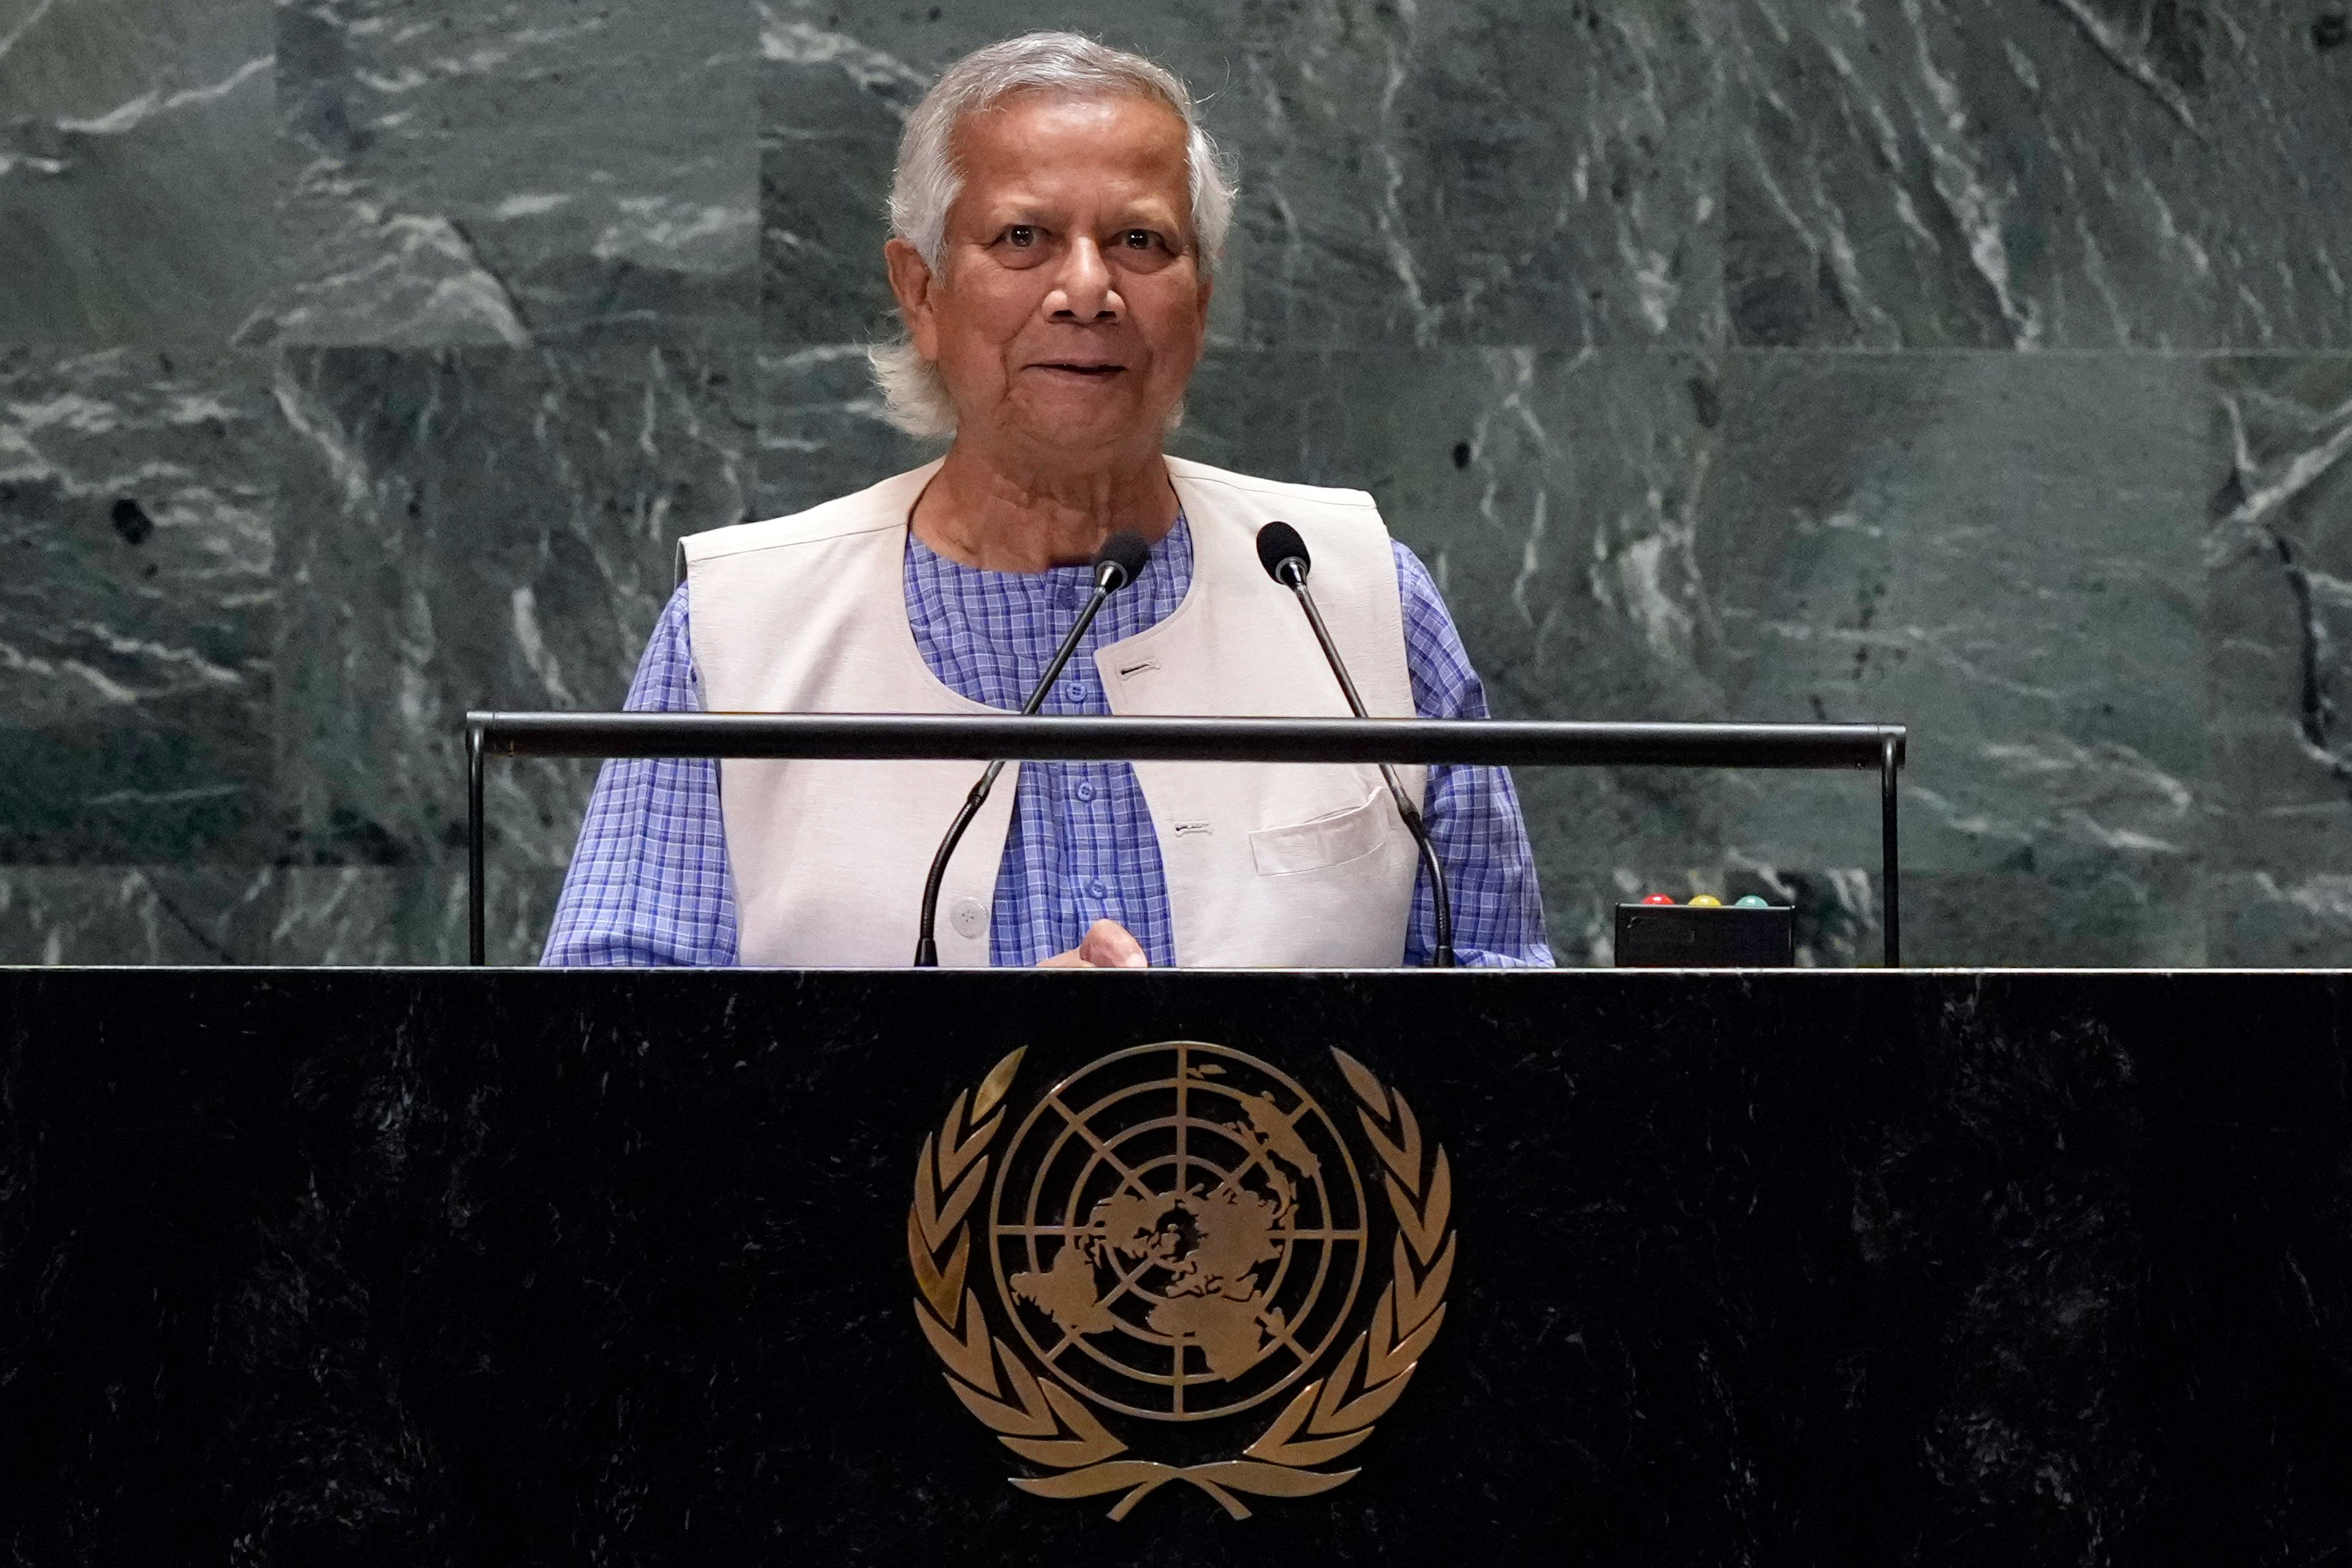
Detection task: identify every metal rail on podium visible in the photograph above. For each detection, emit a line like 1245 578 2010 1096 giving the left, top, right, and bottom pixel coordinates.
464 713 1909 968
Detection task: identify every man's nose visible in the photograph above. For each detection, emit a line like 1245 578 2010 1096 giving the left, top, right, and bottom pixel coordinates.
1046 237 1122 322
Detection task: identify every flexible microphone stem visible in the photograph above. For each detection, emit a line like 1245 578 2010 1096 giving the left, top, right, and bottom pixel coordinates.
914 533 1149 967
1273 557 1457 968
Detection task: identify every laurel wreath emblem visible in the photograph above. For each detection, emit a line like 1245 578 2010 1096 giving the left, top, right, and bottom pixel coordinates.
908 1045 1453 1520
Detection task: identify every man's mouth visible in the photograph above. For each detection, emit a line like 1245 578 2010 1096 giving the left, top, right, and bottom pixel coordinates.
1032 362 1125 377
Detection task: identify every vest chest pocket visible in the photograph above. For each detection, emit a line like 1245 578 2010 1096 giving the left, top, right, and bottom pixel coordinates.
1246 790 1392 876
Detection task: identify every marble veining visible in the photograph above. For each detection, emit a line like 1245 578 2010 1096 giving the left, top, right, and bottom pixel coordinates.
271 345 752 960
753 0 1724 352
272 0 757 350
2207 356 2352 962
7 0 2352 964
0 347 278 862
1728 0 2352 349
0 0 276 345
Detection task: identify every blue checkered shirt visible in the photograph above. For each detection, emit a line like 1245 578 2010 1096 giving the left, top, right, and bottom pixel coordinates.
542 516 1551 968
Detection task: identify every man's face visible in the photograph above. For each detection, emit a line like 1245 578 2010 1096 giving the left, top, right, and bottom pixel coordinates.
887 92 1212 459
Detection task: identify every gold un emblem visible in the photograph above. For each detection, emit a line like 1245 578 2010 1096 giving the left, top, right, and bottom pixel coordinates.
908 1041 1455 1519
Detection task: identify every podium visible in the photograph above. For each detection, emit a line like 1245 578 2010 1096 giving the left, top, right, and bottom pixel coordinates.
462 710 1914 966
4 967 2350 1563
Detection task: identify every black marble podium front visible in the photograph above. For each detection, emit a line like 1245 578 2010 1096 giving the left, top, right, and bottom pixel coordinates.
2 969 2348 1565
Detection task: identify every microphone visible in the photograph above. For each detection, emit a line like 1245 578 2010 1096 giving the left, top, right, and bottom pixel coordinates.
1256 522 1457 967
913 530 1152 966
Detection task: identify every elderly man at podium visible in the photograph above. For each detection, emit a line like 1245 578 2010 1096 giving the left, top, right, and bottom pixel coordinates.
543 32 1550 970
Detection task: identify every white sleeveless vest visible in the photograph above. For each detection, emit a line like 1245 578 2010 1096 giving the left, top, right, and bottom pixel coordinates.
679 454 1423 968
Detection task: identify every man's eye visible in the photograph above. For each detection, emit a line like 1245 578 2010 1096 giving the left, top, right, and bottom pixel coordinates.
1005 226 1036 247
1120 230 1157 250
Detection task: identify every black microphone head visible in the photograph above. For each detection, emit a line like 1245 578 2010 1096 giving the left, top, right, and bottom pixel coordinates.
1256 521 1310 584
1095 529 1150 592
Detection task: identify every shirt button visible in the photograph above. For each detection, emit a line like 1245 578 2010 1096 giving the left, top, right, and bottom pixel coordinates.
1075 780 1096 802
949 897 987 939
1086 878 1106 899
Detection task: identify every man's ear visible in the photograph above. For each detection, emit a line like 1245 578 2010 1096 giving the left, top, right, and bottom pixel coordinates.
884 238 940 361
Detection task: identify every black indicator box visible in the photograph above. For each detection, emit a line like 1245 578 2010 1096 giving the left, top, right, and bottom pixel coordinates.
1614 903 1795 968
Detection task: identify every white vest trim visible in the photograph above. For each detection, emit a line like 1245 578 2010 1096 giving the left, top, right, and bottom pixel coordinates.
679 454 1423 968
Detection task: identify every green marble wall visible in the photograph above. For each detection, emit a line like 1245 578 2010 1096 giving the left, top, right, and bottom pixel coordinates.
4 0 2348 965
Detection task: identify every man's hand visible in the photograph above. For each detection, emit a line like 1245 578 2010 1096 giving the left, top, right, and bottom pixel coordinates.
1037 919 1150 969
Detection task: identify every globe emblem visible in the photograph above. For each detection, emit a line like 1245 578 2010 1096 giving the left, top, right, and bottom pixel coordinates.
989 1042 1369 1422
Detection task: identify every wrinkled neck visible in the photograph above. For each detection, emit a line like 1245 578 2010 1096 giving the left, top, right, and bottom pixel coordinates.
911 442 1179 572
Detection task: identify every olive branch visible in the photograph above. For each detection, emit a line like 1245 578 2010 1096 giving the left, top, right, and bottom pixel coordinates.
907 1045 1453 1521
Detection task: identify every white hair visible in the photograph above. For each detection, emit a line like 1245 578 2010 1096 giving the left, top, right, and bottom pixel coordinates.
869 32 1238 440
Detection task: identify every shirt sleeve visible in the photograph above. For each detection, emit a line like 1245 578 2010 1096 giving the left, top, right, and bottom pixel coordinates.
540 584 741 967
1392 540 1555 968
